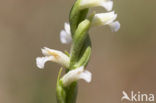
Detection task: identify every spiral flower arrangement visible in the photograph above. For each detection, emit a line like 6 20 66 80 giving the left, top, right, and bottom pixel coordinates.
36 0 120 103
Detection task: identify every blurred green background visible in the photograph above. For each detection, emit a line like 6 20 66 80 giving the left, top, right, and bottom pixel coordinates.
0 0 156 103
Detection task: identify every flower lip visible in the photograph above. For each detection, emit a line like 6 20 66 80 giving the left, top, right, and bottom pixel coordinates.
36 56 53 69
36 47 70 69
92 11 120 32
61 66 92 87
109 21 120 32
100 1 113 11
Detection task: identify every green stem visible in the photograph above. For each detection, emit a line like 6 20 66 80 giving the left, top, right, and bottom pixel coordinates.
56 0 92 103
70 20 91 69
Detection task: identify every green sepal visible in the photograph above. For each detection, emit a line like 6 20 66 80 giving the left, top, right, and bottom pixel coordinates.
64 50 70 57
56 68 66 103
70 19 91 69
74 35 92 68
69 0 89 35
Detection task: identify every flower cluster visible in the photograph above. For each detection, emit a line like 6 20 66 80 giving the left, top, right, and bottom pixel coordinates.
36 0 120 103
36 0 120 92
79 0 120 32
36 47 92 87
60 0 120 44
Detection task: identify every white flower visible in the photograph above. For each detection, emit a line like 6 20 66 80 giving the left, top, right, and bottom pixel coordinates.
61 66 92 87
36 47 70 69
92 11 120 32
60 22 72 44
80 0 113 11
108 21 120 32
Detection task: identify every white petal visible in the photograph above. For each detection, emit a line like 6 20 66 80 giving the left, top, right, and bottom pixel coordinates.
41 47 53 56
61 66 92 87
60 30 72 44
36 56 53 69
92 11 117 26
42 47 70 68
42 47 62 56
64 22 71 35
79 70 92 82
80 0 98 10
109 21 120 32
65 34 72 44
60 30 69 44
100 1 113 11
80 0 113 11
60 23 72 44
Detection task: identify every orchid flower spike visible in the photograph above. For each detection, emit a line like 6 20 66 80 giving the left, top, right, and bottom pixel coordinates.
61 66 92 87
36 47 70 69
79 0 113 11
92 11 120 32
60 22 72 44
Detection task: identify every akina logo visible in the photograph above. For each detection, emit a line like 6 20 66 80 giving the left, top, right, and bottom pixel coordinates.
121 91 155 102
